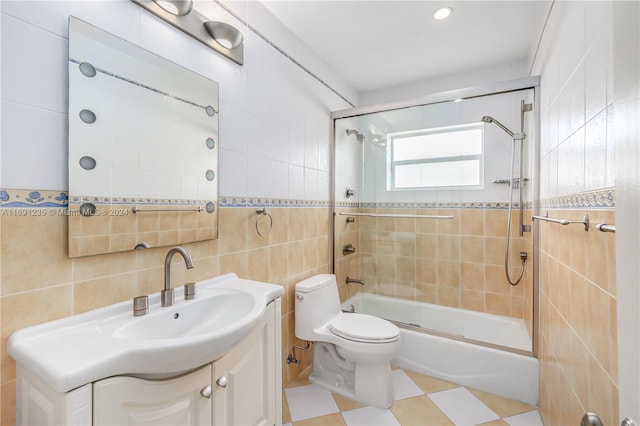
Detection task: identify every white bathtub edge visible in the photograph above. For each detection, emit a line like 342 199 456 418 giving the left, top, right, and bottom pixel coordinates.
393 328 539 406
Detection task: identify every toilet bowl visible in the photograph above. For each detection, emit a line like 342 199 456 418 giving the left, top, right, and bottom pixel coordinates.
295 274 400 408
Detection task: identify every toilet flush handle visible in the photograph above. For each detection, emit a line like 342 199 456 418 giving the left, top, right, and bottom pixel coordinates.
296 293 304 301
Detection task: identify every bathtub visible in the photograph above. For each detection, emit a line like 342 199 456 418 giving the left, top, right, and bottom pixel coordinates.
342 293 539 406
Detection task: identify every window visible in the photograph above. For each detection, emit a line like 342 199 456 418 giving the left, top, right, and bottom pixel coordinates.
387 123 483 190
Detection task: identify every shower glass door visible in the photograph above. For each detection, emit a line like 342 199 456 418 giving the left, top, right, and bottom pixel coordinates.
333 86 537 353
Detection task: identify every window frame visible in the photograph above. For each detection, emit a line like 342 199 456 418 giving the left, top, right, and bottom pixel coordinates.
386 123 485 191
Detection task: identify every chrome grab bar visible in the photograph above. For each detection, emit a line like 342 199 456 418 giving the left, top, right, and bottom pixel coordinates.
338 212 453 220
132 206 202 213
531 215 570 225
595 223 616 233
532 212 589 231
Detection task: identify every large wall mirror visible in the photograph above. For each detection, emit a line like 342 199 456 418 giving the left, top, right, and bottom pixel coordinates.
68 17 219 257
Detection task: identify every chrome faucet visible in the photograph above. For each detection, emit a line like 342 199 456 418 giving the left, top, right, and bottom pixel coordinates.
162 247 194 307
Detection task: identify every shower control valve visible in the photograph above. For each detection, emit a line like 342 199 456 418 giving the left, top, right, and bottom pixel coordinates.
343 244 356 255
345 188 355 198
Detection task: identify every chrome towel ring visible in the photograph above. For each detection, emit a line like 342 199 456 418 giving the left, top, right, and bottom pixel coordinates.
256 207 273 237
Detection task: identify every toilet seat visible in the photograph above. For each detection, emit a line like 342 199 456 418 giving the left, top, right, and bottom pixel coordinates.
328 313 399 343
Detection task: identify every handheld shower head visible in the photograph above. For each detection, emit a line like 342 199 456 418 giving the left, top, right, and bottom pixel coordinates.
481 115 514 138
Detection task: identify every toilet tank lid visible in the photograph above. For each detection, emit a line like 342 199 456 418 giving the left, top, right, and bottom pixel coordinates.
296 274 335 293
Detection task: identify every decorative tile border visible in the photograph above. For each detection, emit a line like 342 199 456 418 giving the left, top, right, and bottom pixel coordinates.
541 189 615 209
2 190 207 208
2 188 613 210
219 197 331 208
68 195 206 206
335 201 360 208
336 200 520 210
0 190 331 209
1 189 68 208
336 190 615 210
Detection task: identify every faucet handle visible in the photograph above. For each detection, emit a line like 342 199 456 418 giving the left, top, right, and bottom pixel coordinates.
184 282 196 300
133 295 149 316
161 288 175 307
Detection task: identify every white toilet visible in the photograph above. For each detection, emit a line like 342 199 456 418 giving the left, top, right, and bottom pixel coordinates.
295 274 400 408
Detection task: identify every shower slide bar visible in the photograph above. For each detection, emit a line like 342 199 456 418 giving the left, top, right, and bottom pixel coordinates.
595 223 616 233
532 212 590 231
338 212 454 220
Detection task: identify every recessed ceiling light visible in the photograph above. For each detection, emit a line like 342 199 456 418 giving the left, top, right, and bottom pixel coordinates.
433 6 453 20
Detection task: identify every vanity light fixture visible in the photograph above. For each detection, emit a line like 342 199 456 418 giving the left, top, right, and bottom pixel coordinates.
204 21 244 50
152 0 193 16
432 6 453 20
131 0 244 65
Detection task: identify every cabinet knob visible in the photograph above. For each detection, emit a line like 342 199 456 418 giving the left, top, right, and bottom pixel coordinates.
200 385 212 398
216 376 227 388
581 412 603 426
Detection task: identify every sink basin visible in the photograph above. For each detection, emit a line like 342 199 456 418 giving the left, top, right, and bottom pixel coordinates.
103 289 256 340
7 273 283 393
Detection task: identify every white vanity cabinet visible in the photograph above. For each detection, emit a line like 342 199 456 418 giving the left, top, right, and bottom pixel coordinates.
94 364 212 425
213 297 277 426
14 369 93 425
15 299 281 426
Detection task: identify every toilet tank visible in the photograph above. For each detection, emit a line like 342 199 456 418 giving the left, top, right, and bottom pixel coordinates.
295 274 341 341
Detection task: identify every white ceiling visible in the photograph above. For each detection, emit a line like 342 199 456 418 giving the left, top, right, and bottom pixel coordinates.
261 1 552 94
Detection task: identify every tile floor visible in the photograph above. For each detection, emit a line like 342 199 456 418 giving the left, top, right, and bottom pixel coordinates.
283 368 543 426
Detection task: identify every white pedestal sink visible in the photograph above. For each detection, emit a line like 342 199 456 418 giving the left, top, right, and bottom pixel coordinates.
8 273 283 393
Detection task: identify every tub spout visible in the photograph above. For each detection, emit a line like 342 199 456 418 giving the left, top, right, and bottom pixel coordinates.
346 277 365 286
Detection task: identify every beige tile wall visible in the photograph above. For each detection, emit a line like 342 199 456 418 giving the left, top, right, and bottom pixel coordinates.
68 204 218 257
523 209 535 338
334 208 361 303
335 207 533 321
0 212 2 421
532 0 620 421
538 209 617 425
0 205 329 424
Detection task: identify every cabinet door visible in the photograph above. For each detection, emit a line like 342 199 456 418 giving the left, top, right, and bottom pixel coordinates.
213 304 275 426
93 364 212 425
16 365 92 426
